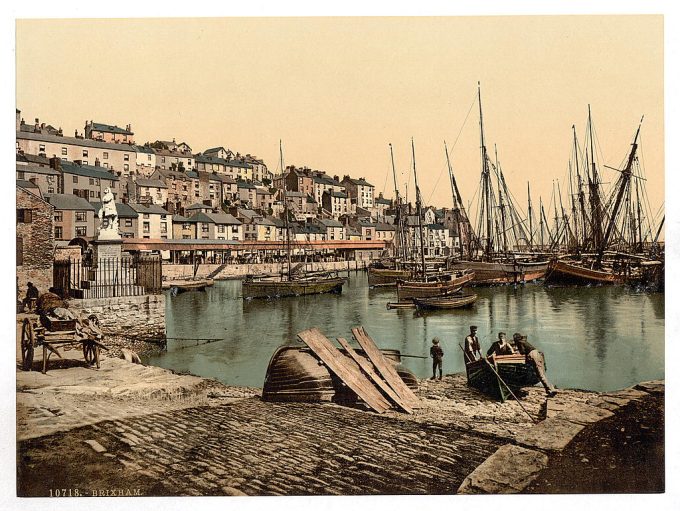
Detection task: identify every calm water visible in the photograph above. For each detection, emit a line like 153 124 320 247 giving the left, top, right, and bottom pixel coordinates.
146 273 665 392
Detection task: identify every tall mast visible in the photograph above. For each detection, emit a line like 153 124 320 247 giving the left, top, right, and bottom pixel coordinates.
599 116 644 259
411 138 427 279
572 125 587 251
444 140 464 259
280 140 292 280
478 82 493 259
552 181 560 248
389 143 406 261
539 197 545 249
587 105 604 250
635 178 643 252
557 180 569 250
527 182 534 248
494 145 508 253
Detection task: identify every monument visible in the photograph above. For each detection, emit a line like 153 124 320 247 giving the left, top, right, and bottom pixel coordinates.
92 187 122 261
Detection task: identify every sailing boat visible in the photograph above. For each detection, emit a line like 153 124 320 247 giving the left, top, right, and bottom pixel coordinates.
242 142 346 299
368 144 416 287
544 109 656 286
395 139 474 302
450 83 549 285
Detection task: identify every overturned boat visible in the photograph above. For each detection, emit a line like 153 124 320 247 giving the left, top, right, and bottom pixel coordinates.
263 345 418 403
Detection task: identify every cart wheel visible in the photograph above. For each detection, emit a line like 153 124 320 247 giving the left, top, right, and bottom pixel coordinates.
21 318 35 371
83 342 97 365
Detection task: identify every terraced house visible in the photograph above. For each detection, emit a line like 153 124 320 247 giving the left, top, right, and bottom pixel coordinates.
59 160 122 202
129 203 171 239
84 120 134 144
45 193 96 240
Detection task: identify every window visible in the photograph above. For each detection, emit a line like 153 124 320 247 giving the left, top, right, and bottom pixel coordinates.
124 154 130 161
143 213 149 219
231 226 239 233
160 223 167 234
54 226 63 239
83 150 88 157
183 235 191 239
75 226 87 237
124 219 132 227
17 171 25 180
218 225 225 233
103 152 109 159
47 187 54 193
124 164 129 172
83 161 88 166
147 154 152 161
89 178 95 185
73 176 78 183
61 147 67 156
161 214 167 220
39 144 45 152
90 190 95 198
201 224 209 233
143 222 150 233
75 211 87 222
17 209 33 223
104 163 109 168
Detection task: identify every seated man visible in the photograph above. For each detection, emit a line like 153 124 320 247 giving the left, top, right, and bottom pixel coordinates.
22 282 39 310
486 332 515 357
512 333 557 397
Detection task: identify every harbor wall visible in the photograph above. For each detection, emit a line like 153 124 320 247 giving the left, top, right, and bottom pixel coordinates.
70 294 166 345
163 260 370 280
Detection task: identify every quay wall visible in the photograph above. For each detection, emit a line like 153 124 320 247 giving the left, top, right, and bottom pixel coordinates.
70 294 166 355
163 260 370 280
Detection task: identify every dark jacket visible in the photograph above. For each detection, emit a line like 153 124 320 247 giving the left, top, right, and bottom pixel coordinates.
430 345 444 361
513 338 536 355
486 340 515 356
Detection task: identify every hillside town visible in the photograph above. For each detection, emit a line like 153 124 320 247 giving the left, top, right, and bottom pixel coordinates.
16 109 463 288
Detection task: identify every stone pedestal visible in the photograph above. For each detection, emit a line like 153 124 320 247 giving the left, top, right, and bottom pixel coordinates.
92 238 123 262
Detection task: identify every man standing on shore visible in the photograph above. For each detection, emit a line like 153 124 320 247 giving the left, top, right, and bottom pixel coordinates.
430 337 444 380
512 333 558 397
463 325 482 363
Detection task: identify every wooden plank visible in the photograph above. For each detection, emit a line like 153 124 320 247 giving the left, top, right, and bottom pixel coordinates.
352 327 419 407
297 328 391 413
337 338 413 414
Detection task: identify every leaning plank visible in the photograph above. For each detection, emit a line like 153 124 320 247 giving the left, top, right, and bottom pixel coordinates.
337 338 413 414
352 327 419 407
297 328 391 413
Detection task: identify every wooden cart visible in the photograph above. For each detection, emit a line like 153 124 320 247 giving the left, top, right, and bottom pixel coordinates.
20 315 108 374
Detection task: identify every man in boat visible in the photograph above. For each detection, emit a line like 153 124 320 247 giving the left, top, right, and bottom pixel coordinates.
430 337 444 380
463 325 482 363
486 332 515 357
512 333 557 397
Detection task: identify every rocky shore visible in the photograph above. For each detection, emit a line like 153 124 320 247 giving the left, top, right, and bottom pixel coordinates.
15 346 664 497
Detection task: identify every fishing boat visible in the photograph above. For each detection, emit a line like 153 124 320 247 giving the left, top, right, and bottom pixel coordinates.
262 345 418 403
396 269 473 301
544 257 623 286
451 259 548 285
412 292 477 310
368 261 414 288
464 354 540 402
164 278 214 294
242 142 345 300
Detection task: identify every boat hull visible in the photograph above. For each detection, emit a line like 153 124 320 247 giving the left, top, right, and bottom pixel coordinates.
262 345 418 403
544 259 623 286
465 354 540 402
451 260 548 285
413 293 478 310
368 268 413 287
242 277 346 299
396 271 474 301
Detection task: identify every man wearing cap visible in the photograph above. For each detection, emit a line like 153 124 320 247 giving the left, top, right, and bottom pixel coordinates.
486 332 516 357
463 326 482 363
430 337 444 380
512 333 557 397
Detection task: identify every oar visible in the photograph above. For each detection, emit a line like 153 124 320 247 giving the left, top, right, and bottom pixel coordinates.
483 357 539 424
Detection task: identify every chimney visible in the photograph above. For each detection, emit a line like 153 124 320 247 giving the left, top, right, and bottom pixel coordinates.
49 156 61 171
34 118 39 130
41 123 45 130
20 118 25 126
75 129 78 137
127 124 132 132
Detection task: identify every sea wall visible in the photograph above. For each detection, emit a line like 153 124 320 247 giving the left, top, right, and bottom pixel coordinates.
69 294 166 355
163 260 370 280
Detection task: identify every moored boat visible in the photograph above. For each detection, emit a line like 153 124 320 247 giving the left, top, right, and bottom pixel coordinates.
262 345 418 403
368 267 414 287
413 292 477 310
242 274 345 299
396 270 474 301
451 259 548 285
164 278 214 293
464 354 540 402
544 257 624 286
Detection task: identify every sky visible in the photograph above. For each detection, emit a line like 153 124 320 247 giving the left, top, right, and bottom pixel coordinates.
15 15 664 230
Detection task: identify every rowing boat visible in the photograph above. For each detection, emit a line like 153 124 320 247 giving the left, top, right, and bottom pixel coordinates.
464 353 540 402
413 293 478 310
396 269 474 301
262 345 418 403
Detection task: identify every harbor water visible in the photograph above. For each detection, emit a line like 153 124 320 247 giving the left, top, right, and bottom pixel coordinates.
146 273 665 392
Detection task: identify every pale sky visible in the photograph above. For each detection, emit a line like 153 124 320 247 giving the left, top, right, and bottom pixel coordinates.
15 16 664 227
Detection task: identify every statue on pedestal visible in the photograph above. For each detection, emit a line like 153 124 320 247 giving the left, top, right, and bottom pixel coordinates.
97 188 120 240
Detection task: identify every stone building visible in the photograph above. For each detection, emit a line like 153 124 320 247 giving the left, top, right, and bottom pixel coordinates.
59 160 122 202
16 185 55 292
15 164 60 195
128 203 172 239
44 193 96 241
84 121 135 144
322 190 349 218
341 176 375 210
